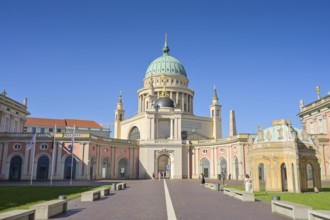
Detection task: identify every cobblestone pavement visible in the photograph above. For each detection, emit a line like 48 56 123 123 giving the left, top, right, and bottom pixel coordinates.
51 179 290 220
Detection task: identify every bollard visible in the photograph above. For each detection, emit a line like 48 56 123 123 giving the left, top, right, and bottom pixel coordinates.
272 196 280 201
59 195 67 200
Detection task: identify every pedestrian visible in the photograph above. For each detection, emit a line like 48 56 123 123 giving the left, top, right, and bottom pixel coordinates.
221 172 226 185
158 172 161 180
201 173 205 184
244 174 253 193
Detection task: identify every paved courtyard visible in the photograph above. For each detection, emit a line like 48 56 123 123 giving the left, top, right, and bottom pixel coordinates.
49 179 290 220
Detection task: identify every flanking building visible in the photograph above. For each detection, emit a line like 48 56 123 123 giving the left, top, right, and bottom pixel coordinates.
298 89 330 180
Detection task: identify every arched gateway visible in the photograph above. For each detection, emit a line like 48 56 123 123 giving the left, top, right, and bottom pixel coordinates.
158 155 171 179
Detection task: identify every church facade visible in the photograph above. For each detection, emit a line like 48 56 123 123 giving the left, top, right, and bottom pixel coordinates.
0 37 329 193
113 37 250 180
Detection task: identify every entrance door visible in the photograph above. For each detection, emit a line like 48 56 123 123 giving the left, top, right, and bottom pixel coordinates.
158 155 170 179
102 158 110 179
37 156 49 180
118 158 129 179
64 156 76 180
9 156 22 180
201 158 210 178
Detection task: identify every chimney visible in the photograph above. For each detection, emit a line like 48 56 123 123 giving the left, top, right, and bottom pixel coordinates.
229 110 237 137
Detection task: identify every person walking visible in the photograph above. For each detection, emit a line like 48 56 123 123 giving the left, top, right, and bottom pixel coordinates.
244 174 253 192
201 173 205 184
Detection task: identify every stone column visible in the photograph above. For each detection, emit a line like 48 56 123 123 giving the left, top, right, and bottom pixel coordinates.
192 147 195 177
151 116 155 140
211 147 214 177
0 142 8 178
170 119 173 140
238 144 245 180
0 110 2 131
112 147 116 178
141 95 145 113
182 93 185 112
176 92 179 107
191 96 194 114
156 118 159 139
138 95 141 113
322 114 327 133
177 118 182 139
195 148 199 177
147 118 151 140
129 147 133 178
187 146 190 179
173 118 177 139
3 142 9 179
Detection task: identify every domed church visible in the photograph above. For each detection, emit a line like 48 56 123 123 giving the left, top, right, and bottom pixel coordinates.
114 35 225 179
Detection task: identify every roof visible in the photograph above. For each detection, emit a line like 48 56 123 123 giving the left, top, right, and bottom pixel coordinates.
145 36 187 78
26 117 102 129
26 118 66 127
145 55 187 78
65 119 101 128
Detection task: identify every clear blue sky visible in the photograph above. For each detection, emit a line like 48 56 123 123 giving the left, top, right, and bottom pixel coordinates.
1 0 329 137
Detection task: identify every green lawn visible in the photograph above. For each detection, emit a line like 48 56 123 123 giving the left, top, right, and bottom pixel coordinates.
224 186 330 210
0 185 108 213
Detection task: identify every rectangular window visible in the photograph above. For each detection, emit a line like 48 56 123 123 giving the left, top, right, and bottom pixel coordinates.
310 122 314 134
216 110 220 117
4 118 9 132
32 127 36 133
13 121 18 132
57 128 61 133
319 119 323 133
49 128 53 132
40 128 45 133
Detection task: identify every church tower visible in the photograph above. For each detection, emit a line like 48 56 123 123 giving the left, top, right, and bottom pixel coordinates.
114 91 125 139
210 86 222 139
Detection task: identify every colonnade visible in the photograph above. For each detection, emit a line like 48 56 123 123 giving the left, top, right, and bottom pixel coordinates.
138 91 194 113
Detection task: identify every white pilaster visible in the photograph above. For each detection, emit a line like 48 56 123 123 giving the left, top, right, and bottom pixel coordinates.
1 142 8 178
182 93 185 112
170 119 173 139
211 147 215 177
156 118 159 139
192 148 195 176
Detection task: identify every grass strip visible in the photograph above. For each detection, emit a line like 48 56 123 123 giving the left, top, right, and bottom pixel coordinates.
223 186 330 210
0 185 109 213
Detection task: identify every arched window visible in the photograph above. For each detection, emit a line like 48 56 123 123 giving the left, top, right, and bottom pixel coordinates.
129 127 140 140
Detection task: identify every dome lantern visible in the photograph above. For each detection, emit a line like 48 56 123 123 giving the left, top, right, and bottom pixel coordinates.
145 34 187 79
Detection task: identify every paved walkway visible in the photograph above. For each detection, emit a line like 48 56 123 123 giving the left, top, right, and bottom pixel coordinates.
52 179 289 220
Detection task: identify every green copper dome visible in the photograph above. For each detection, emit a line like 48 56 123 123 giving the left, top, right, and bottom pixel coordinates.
145 35 187 78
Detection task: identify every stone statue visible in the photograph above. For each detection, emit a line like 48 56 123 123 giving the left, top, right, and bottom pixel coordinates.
257 125 264 142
